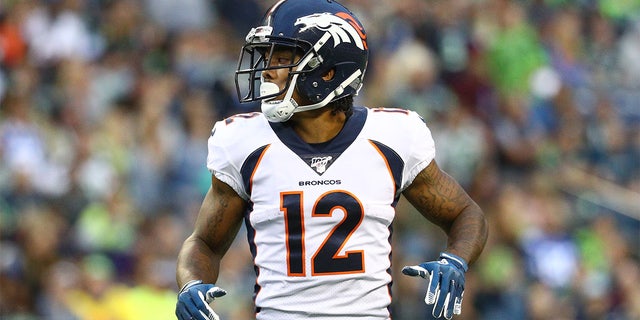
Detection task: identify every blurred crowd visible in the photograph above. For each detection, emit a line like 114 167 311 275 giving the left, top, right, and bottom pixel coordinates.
0 0 639 319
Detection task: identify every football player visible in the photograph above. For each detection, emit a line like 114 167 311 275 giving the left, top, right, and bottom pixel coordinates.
175 0 487 319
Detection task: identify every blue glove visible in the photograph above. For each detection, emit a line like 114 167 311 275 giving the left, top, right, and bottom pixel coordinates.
402 252 468 319
176 280 227 320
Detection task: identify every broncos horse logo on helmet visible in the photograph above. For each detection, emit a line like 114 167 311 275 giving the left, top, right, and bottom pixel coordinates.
295 12 367 51
235 0 369 122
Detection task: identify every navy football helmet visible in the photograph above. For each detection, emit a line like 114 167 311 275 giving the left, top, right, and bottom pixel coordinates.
235 0 369 122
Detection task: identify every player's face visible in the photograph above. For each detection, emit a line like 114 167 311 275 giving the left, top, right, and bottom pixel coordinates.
261 47 302 101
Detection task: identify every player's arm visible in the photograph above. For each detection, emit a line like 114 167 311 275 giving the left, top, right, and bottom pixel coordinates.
402 160 487 263
175 175 246 320
401 160 487 319
177 174 246 287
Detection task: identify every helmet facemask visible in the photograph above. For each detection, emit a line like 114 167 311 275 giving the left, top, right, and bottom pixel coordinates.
236 38 311 103
236 32 325 122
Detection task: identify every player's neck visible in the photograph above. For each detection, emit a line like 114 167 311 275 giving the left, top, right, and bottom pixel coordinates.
289 108 347 144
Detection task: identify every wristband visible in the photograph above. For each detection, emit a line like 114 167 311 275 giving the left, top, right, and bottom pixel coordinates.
440 252 469 272
179 279 203 294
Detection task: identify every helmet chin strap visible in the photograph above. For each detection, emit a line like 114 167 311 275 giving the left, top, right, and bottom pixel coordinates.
260 81 298 122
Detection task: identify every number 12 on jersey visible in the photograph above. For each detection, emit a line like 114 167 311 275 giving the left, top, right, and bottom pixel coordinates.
281 190 365 276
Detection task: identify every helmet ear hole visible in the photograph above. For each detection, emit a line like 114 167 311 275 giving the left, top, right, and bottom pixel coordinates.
322 68 335 81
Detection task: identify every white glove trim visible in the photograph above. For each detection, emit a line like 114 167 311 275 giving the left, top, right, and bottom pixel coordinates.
198 290 220 320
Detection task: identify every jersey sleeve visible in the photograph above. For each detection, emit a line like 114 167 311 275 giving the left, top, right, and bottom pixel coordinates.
206 120 249 200
400 111 436 191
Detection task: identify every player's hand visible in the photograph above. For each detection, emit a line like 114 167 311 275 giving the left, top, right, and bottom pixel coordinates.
176 280 227 320
401 252 468 319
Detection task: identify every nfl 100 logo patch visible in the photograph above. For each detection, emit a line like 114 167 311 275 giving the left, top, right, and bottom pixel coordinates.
303 154 338 175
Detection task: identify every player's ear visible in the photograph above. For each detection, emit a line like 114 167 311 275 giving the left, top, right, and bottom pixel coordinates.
322 68 335 81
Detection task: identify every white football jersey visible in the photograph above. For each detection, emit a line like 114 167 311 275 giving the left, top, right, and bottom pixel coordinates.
207 106 435 319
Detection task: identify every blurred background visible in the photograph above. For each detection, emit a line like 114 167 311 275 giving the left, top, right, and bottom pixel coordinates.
0 0 638 319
